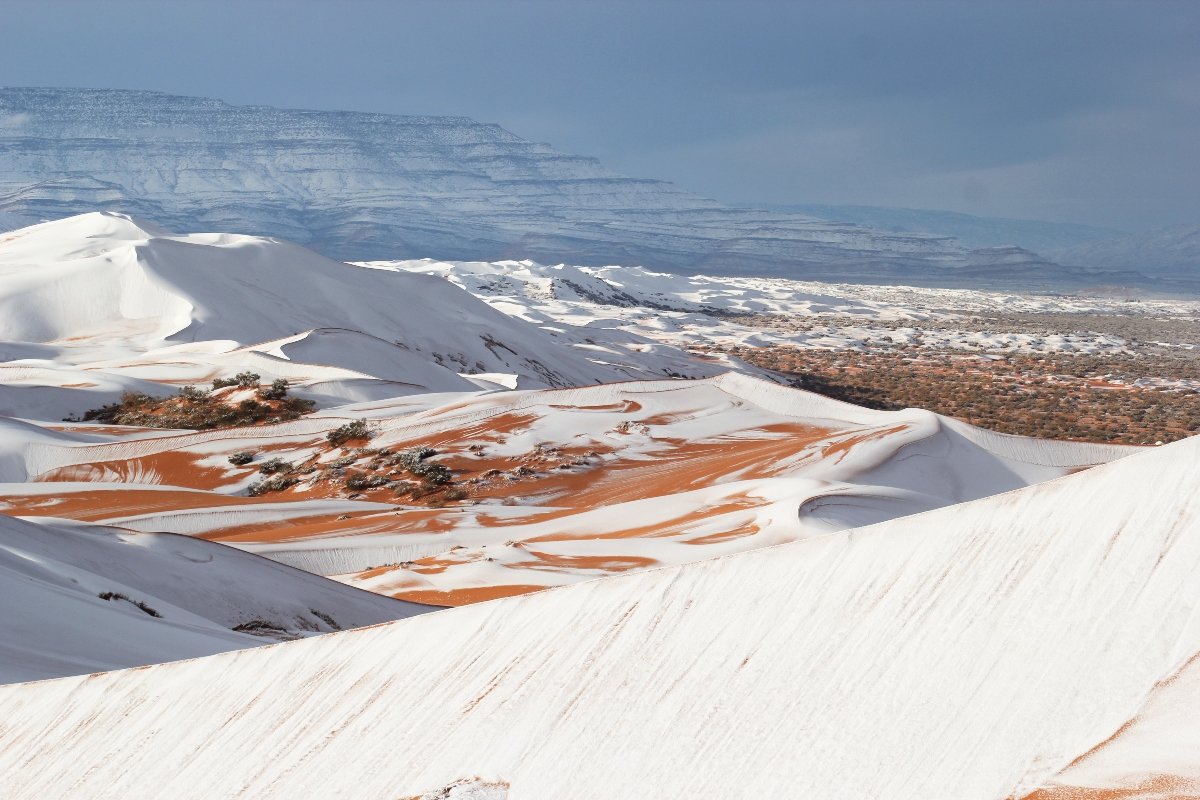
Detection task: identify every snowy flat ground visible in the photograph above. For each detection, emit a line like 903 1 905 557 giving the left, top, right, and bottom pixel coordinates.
369 257 1200 357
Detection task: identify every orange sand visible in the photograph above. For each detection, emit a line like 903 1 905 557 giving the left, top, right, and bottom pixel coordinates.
1019 777 1200 799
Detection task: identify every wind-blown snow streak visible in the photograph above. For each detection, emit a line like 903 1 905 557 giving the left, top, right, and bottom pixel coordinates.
2 437 1196 798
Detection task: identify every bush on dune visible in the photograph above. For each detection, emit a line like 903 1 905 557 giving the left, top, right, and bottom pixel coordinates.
77 379 315 430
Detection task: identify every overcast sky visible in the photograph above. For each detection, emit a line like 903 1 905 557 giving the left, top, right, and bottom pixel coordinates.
4 0 1197 231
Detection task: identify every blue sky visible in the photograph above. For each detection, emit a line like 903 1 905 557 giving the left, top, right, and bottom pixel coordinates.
4 0 1198 230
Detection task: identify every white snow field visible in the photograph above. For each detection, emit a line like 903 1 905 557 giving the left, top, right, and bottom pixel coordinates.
1 434 1197 798
372 257 1200 357
0 513 426 683
0 212 744 421
0 212 1138 614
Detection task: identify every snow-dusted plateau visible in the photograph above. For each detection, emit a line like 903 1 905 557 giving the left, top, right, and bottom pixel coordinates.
0 207 1197 797
6 87 1195 291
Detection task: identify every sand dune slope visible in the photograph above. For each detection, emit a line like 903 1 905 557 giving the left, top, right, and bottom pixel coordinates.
1 435 1195 798
0 514 427 683
1 373 1134 605
0 213 733 402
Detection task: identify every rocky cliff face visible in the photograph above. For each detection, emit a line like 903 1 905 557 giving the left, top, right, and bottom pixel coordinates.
0 88 969 277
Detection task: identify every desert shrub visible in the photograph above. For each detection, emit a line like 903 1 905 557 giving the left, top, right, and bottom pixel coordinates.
247 475 299 496
178 385 210 403
309 609 340 630
79 382 314 431
391 446 451 484
394 446 436 468
411 461 452 485
345 474 391 490
280 396 317 415
238 398 265 415
408 482 444 500
98 591 161 618
227 451 255 466
257 378 290 401
231 619 288 635
258 457 292 474
212 371 262 390
327 419 372 447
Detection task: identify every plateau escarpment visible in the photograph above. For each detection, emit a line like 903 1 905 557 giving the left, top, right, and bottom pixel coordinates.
0 87 1065 285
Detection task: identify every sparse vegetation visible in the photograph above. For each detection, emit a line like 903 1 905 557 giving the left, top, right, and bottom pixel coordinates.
394 446 452 484
231 619 288 636
77 378 315 430
97 591 162 618
227 451 255 466
345 474 391 490
722 344 1200 444
212 371 261 389
232 435 469 502
247 474 300 496
257 378 291 401
326 419 372 447
309 609 340 630
257 457 292 474
179 385 210 403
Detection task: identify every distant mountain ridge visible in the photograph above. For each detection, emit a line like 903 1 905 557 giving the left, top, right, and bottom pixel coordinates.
0 87 1164 289
0 87 950 276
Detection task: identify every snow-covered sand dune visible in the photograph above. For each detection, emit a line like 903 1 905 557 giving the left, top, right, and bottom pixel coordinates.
1 372 1134 606
0 213 741 420
0 207 1179 793
2 434 1196 798
0 514 426 683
